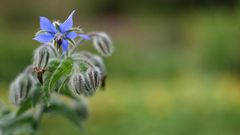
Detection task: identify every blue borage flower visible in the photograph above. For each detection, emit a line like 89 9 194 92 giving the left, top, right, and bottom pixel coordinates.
33 10 90 53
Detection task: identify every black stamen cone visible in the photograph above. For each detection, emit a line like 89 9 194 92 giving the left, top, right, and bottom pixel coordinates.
56 37 63 51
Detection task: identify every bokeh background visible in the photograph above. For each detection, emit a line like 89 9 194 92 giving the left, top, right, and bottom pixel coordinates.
1 0 240 135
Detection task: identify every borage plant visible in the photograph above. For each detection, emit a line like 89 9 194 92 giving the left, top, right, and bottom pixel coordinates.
0 10 114 135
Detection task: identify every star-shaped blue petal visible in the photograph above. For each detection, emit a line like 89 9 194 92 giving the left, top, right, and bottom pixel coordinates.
60 10 75 33
33 33 54 43
66 32 78 39
62 39 69 52
40 17 57 33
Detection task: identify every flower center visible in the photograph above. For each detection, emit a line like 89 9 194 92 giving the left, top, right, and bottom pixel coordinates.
54 33 64 50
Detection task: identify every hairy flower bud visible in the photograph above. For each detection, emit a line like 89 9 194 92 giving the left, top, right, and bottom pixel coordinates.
33 45 58 84
24 65 34 74
69 69 101 97
33 45 58 70
86 67 101 90
69 73 85 95
78 52 106 75
93 32 114 57
79 52 107 89
9 73 34 105
83 77 95 97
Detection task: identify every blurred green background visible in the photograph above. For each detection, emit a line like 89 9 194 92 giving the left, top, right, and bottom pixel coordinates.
1 0 240 135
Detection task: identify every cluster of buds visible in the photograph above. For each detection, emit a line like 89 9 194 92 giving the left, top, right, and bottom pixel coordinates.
1 10 114 135
69 67 102 96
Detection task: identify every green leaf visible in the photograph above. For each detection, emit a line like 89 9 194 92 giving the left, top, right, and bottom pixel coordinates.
0 113 35 135
16 99 31 117
44 100 82 127
43 59 60 91
48 58 73 93
31 83 43 107
59 85 77 99
43 59 60 102
56 76 70 93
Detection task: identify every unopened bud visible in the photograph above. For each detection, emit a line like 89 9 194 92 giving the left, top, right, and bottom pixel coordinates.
33 45 58 84
9 73 34 105
83 76 95 96
71 53 95 72
24 65 34 74
69 70 100 97
79 52 106 75
33 45 58 70
79 52 107 89
69 73 85 95
86 67 101 90
93 32 114 57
